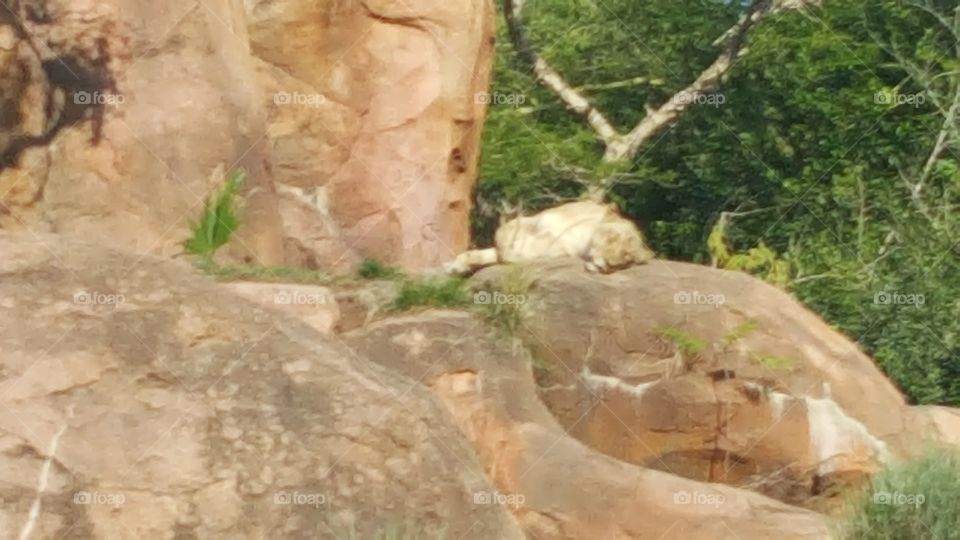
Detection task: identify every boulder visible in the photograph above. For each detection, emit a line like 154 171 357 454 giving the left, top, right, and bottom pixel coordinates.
0 0 286 265
1 0 496 271
472 259 911 506
246 0 496 270
345 310 832 539
0 233 523 539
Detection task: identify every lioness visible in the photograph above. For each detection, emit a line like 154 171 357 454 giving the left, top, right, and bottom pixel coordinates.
444 200 655 275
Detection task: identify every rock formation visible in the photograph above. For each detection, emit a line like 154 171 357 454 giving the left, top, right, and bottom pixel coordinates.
0 0 495 271
471 258 954 509
346 310 834 539
0 232 523 539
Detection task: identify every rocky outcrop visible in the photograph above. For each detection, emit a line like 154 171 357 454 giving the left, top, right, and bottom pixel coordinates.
247 0 495 270
0 0 495 271
472 259 914 508
346 311 832 539
0 233 523 539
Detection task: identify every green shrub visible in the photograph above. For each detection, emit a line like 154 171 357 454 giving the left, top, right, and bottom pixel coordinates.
184 169 245 258
391 278 469 312
842 449 960 539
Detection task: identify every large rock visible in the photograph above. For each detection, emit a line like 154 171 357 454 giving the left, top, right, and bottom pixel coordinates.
246 0 495 270
345 311 832 539
472 259 915 507
0 0 287 265
1 0 495 271
0 233 523 539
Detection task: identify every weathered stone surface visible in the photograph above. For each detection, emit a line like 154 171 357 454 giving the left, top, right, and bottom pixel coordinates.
1 0 495 271
472 259 911 506
0 233 524 539
346 311 832 539
905 406 960 450
246 0 496 270
224 282 340 335
0 0 286 265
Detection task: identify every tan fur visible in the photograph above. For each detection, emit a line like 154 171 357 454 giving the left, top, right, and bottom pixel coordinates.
445 201 654 275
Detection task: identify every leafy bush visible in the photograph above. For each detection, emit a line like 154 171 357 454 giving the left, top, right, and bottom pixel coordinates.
184 169 246 258
842 449 960 540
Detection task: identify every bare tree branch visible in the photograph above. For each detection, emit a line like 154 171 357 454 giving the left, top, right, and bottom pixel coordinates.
503 0 620 144
502 0 819 164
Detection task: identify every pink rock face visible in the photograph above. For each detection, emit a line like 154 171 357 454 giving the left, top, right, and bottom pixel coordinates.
247 0 496 270
0 0 495 271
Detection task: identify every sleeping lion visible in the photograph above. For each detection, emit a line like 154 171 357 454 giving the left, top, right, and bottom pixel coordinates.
444 200 655 275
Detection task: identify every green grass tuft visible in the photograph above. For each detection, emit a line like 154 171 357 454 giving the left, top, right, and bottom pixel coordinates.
754 354 795 370
475 265 533 335
390 277 469 312
356 258 404 281
655 326 707 356
841 448 960 540
184 169 246 258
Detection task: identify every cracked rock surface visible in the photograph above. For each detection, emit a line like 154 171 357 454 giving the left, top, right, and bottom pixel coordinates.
0 232 523 539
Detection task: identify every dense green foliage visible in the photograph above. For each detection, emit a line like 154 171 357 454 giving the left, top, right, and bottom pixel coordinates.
478 0 960 405
842 449 960 539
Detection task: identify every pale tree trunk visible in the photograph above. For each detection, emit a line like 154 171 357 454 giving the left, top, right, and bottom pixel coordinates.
503 0 820 170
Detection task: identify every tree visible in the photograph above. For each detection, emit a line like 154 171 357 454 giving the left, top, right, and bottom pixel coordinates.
502 0 820 177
